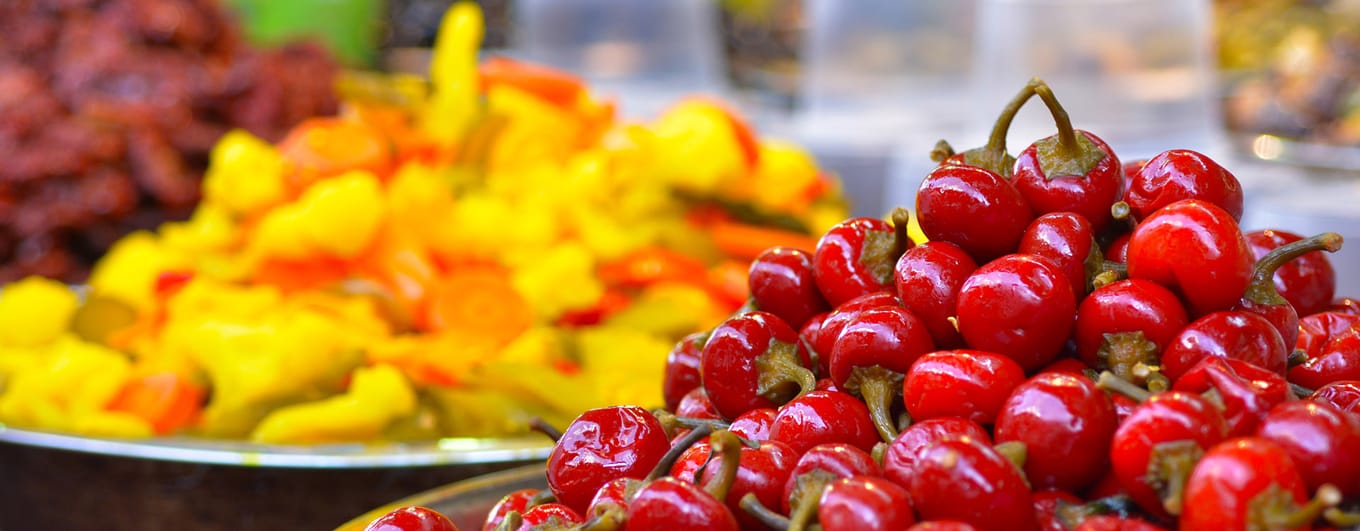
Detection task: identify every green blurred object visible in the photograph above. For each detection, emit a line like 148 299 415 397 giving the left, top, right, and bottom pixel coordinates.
226 0 385 67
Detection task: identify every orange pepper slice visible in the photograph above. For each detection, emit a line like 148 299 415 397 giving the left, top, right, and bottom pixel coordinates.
278 118 395 190
479 56 586 109
105 373 205 435
423 267 533 346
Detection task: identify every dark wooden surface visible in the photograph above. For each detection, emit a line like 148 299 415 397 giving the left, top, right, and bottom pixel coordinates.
0 441 532 530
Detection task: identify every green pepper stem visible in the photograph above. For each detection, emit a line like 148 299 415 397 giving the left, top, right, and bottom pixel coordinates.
1291 382 1315 399
849 366 904 443
740 492 792 531
529 417 563 442
493 511 522 531
1033 81 1080 159
1267 483 1341 529
891 207 913 258
978 79 1043 164
787 471 835 531
1246 232 1343 305
756 340 817 404
646 424 713 482
930 140 957 163
1147 440 1204 515
993 441 1028 473
1096 370 1153 403
703 430 743 502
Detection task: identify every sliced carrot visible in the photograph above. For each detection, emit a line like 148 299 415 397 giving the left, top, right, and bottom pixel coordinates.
709 220 820 262
598 247 710 290
423 267 533 346
479 56 586 109
253 256 350 293
105 373 205 435
278 118 394 190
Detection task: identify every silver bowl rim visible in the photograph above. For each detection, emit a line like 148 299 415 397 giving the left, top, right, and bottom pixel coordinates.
0 424 553 468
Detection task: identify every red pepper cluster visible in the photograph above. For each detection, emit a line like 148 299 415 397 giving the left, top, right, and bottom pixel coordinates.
364 79 1360 531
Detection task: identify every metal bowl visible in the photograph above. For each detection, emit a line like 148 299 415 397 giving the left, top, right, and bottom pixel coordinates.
337 464 549 531
0 425 552 530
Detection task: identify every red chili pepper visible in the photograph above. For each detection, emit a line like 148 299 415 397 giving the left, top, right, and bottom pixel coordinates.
768 389 879 456
749 247 831 330
955 254 1077 372
1256 400 1360 498
1018 212 1104 298
1012 83 1124 234
1122 149 1244 223
995 372 1118 493
909 436 1038 531
882 417 991 491
1180 438 1338 531
1235 232 1343 348
1126 199 1254 317
1075 279 1188 389
1107 390 1228 519
1172 356 1291 437
545 406 672 514
829 305 936 442
700 311 816 420
1291 313 1360 390
1247 229 1339 317
903 350 1026 426
662 332 707 412
893 241 978 349
812 210 913 307
780 443 881 528
1159 311 1288 383
816 476 917 531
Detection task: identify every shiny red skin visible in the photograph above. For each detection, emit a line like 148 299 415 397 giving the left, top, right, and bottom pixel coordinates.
883 417 992 490
1075 279 1189 370
1257 400 1360 496
799 312 830 377
917 164 1035 263
1110 392 1228 518
1297 312 1360 358
669 440 712 484
1328 297 1360 316
818 476 917 531
903 350 1026 425
1018 212 1101 298
663 332 706 412
781 443 881 513
700 311 813 419
1173 357 1291 437
909 436 1039 531
813 217 906 307
1234 294 1302 356
1110 394 1139 426
894 241 978 348
830 306 936 387
675 387 721 420
518 503 583 528
546 406 671 513
586 478 633 517
1292 324 1360 390
1033 490 1083 531
728 407 776 441
1013 130 1123 234
808 292 902 377
1075 516 1167 531
1180 438 1308 531
1125 149 1244 222
366 506 458 531
1105 233 1131 263
908 522 981 531
1126 199 1253 317
1039 357 1091 376
769 389 879 455
956 254 1077 371
1159 311 1288 382
995 373 1118 492
750 247 831 330
1246 229 1337 318
1311 380 1360 414
700 440 800 530
483 490 536 531
626 477 739 531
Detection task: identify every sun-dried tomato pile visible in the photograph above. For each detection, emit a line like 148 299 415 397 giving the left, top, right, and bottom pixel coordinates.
0 0 339 282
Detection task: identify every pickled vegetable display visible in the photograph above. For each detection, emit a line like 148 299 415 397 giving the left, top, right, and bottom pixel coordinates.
0 3 847 444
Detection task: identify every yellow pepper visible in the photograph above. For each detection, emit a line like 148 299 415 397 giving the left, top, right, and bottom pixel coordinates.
424 1 482 142
201 130 288 218
0 277 79 348
0 335 153 438
250 364 417 444
249 170 387 261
